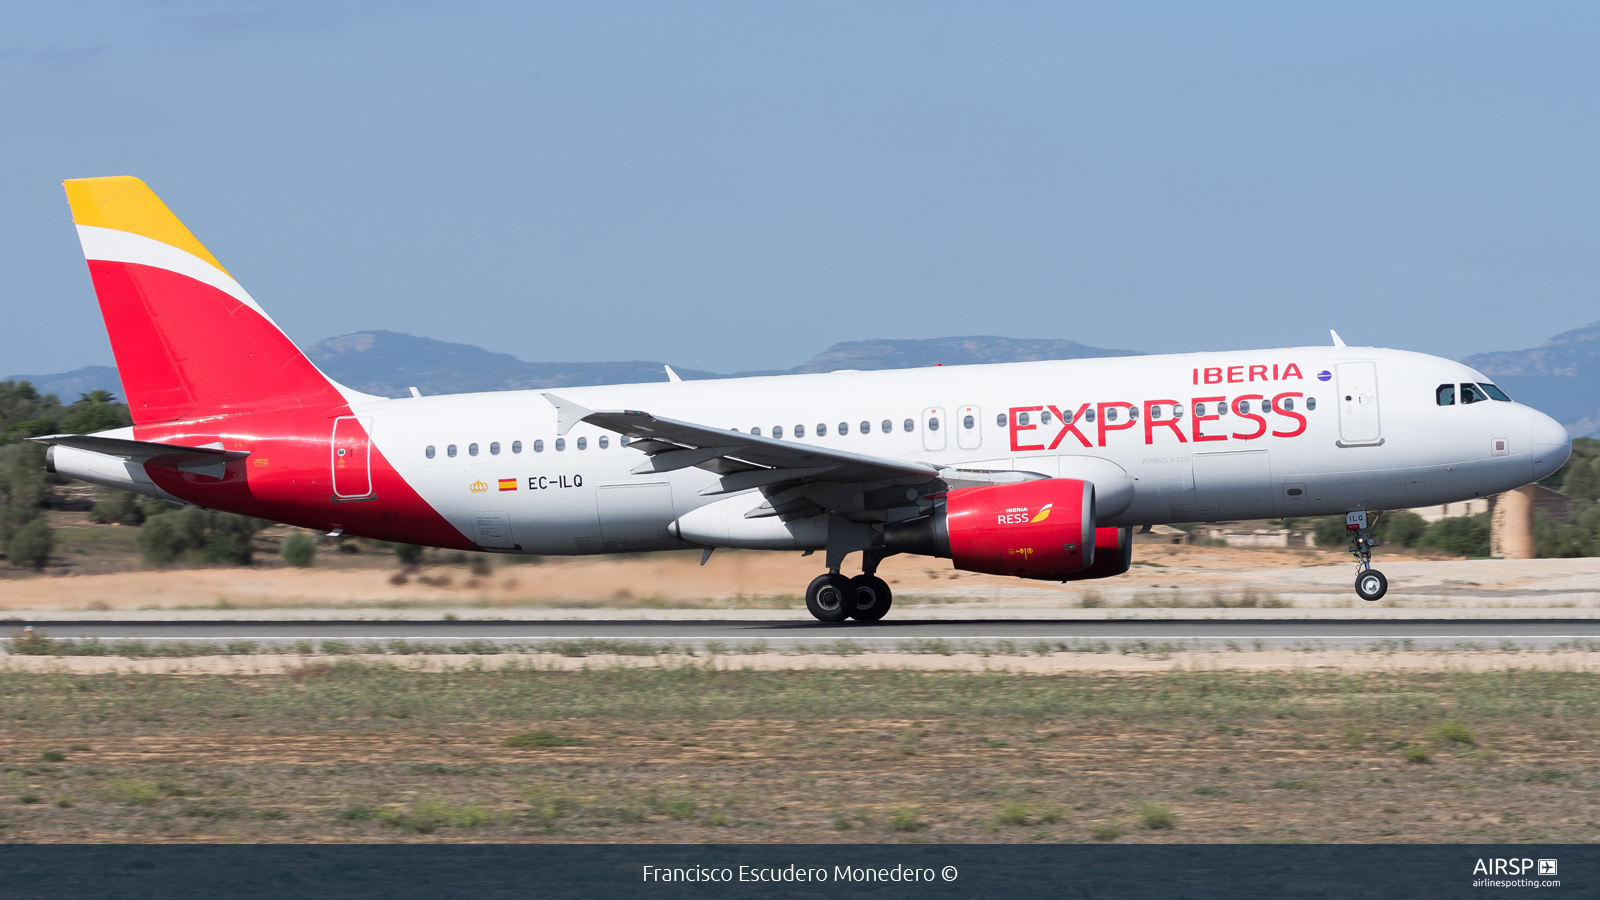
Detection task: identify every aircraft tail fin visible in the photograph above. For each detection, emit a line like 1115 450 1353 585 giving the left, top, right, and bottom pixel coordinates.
63 177 361 424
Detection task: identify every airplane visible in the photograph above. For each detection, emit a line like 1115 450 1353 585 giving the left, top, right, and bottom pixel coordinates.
35 177 1573 621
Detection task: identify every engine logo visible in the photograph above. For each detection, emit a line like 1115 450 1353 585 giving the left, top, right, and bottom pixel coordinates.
1030 503 1053 524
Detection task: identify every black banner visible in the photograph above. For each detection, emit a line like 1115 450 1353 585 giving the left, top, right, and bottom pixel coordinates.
0 844 1588 899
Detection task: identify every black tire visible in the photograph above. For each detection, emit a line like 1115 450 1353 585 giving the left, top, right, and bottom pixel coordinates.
805 573 854 623
1355 569 1388 602
848 575 893 622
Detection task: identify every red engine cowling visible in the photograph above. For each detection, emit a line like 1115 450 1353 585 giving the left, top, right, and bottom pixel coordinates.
883 478 1096 579
1060 526 1134 581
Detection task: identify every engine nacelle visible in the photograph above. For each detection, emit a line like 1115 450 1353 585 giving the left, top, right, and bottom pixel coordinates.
883 478 1096 579
1061 526 1134 581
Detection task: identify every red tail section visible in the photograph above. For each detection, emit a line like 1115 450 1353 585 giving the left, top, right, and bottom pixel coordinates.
65 177 350 423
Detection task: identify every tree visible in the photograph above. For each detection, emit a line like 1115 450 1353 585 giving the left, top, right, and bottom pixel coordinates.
137 507 265 566
6 516 54 570
1374 511 1429 548
1419 513 1492 557
281 530 316 567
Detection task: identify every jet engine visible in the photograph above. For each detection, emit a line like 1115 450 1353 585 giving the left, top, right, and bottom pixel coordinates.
882 478 1097 579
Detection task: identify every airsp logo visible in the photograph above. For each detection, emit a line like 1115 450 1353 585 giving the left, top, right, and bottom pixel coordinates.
1472 858 1553 876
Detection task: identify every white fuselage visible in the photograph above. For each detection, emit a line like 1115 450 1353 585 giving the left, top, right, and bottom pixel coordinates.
351 346 1570 555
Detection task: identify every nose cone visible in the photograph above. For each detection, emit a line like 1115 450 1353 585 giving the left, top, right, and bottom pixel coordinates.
1530 410 1572 482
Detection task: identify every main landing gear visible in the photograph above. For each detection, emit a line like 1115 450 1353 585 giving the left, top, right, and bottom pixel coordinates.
805 552 893 623
1347 511 1388 602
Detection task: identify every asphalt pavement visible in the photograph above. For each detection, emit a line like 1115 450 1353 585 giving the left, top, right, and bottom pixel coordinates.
10 618 1600 651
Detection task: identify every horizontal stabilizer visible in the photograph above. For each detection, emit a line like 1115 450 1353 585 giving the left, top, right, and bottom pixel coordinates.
29 434 248 468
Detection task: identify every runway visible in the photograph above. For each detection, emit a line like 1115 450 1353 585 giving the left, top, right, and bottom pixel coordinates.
12 618 1600 651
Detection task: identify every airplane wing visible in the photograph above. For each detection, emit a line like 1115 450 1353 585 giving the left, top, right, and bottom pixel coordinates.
544 394 942 520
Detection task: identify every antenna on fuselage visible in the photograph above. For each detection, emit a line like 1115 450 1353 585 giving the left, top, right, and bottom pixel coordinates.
1329 329 1347 348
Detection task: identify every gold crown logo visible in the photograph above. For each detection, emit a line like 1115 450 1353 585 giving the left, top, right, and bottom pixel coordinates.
469 479 488 493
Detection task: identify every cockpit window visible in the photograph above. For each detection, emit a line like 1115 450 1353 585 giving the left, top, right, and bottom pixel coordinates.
1460 383 1488 404
1435 384 1455 406
1480 383 1512 402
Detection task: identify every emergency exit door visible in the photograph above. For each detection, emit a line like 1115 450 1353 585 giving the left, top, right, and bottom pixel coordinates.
331 417 373 498
1336 362 1382 445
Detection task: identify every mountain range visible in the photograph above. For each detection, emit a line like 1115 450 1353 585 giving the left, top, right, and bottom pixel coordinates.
10 323 1600 437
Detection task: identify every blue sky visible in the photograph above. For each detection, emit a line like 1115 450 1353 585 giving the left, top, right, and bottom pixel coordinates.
3 2 1599 375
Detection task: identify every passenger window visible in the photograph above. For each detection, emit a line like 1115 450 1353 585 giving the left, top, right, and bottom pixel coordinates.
1062 409 1073 424
1236 400 1250 414
1306 397 1317 411
1281 398 1293 412
1262 398 1273 413
751 427 762 436
425 445 436 459
599 436 609 449
577 437 587 450
1128 406 1138 420
1460 383 1488 404
839 422 849 435
1041 410 1052 425
996 413 1006 427
1105 407 1118 423
1173 403 1185 418
512 441 522 454
468 443 479 456
1480 383 1511 401
534 440 544 452
882 420 891 434
447 444 457 458
1217 401 1229 416
1084 408 1096 423
555 438 566 451
859 420 870 435
795 424 806 438
928 416 939 431
1436 384 1455 406
1150 405 1162 420
1018 411 1029 427
963 415 974 429
773 426 784 439
816 423 827 437
490 442 500 455
621 436 630 446
1195 403 1206 416
903 418 914 432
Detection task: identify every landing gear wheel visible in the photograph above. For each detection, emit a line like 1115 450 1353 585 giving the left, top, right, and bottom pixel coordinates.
805 573 854 623
1355 569 1388 602
848 575 893 622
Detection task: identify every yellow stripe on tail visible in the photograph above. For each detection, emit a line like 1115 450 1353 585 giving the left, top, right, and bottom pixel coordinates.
63 176 229 275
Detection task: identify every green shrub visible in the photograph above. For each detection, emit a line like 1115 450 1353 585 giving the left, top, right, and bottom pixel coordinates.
995 800 1029 826
281 531 315 567
1419 513 1491 558
1312 516 1349 548
394 543 424 565
1535 511 1594 558
378 799 492 833
887 806 925 832
103 779 159 806
88 488 158 526
1402 744 1433 764
1138 800 1174 829
1090 822 1123 841
6 517 54 570
1427 721 1476 745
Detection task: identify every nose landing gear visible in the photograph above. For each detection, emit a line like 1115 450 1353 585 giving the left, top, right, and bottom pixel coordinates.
1346 511 1388 602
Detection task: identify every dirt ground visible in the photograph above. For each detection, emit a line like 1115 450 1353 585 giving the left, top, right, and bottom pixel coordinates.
0 664 1594 844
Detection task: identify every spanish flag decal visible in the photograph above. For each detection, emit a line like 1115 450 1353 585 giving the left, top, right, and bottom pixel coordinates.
1029 503 1053 524
498 478 517 492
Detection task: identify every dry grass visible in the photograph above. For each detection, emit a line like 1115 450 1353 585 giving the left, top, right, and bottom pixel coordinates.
0 664 1596 843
